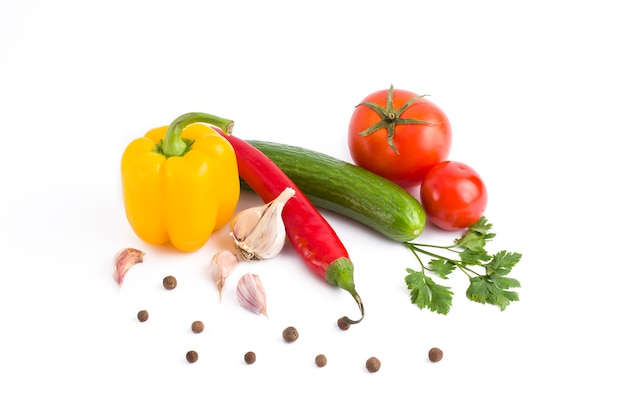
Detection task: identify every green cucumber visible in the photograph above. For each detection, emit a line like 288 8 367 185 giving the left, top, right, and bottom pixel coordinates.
245 140 426 242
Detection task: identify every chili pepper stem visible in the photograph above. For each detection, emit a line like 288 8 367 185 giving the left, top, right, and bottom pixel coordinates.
326 257 364 324
162 112 234 157
340 293 364 325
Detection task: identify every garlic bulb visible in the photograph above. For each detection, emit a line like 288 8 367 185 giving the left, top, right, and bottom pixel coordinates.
229 187 295 260
236 273 268 317
209 250 239 301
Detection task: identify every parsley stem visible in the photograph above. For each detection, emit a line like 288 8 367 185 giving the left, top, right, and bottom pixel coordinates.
404 242 481 279
409 245 427 269
409 242 457 251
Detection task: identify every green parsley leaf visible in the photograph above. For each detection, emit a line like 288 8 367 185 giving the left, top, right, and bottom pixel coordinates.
456 230 487 252
428 258 456 279
493 276 521 290
467 217 496 239
405 268 454 315
459 247 491 265
486 250 522 278
466 275 520 311
403 217 522 313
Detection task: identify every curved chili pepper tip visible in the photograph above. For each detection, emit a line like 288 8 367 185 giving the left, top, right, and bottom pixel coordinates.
340 293 365 325
326 257 365 325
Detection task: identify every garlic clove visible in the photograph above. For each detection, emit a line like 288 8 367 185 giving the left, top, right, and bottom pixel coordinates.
229 187 295 261
236 273 268 317
209 250 239 301
229 207 264 242
113 248 145 288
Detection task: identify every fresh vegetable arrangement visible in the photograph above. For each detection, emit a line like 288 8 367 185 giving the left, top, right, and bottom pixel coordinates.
215 127 365 325
347 85 521 312
241 140 427 242
240 142 521 313
117 85 522 324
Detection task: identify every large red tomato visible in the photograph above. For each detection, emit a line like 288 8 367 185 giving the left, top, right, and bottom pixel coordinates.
348 85 452 188
419 161 488 231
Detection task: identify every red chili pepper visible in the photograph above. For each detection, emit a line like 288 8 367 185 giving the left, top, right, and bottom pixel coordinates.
219 130 364 324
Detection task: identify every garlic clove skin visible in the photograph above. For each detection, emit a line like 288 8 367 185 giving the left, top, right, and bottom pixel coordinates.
209 250 239 301
236 273 268 317
229 206 264 242
113 248 145 288
230 187 295 261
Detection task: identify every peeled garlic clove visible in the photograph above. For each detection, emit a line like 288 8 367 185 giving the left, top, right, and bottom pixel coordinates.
209 250 239 301
230 187 295 261
113 248 145 288
236 273 268 317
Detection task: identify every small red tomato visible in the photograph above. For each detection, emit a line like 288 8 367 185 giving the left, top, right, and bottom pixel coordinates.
419 161 487 231
348 85 452 188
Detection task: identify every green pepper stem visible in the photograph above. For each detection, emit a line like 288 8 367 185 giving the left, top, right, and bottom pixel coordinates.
162 112 234 157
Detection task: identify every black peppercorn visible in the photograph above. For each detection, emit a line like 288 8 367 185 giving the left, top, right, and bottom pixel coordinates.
186 350 198 363
282 326 299 342
315 354 327 368
366 357 381 373
137 310 149 322
163 275 177 289
191 320 204 333
428 347 443 362
244 351 256 364
337 317 350 331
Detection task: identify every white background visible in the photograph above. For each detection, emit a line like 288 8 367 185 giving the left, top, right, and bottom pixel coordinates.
1 0 624 415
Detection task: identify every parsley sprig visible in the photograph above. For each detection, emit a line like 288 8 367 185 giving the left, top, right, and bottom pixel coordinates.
404 217 522 315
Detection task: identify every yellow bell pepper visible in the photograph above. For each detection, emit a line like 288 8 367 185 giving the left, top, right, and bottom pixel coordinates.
121 112 240 252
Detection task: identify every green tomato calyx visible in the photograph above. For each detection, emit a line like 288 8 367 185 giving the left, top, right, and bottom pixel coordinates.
356 84 437 154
